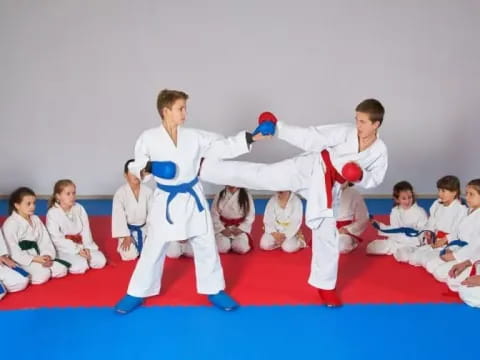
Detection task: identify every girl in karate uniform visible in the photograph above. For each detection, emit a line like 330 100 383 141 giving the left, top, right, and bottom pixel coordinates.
457 270 480 308
212 186 255 254
2 187 68 284
46 179 107 274
337 183 369 253
366 181 428 259
112 159 153 261
0 230 30 299
400 176 467 267
426 179 480 282
260 190 305 253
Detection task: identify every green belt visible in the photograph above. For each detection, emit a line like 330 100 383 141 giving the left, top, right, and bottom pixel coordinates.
19 240 71 268
19 240 39 254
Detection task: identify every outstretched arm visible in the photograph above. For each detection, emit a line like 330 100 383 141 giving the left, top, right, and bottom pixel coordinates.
276 122 351 152
199 130 251 159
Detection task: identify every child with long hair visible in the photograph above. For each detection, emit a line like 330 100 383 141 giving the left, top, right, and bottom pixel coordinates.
367 181 428 259
427 179 480 283
405 176 467 267
46 179 106 273
2 187 68 284
211 186 255 254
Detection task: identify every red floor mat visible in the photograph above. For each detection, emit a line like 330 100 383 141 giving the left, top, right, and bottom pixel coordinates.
0 215 460 309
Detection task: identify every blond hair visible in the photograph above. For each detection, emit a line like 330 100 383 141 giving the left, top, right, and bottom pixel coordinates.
48 179 76 208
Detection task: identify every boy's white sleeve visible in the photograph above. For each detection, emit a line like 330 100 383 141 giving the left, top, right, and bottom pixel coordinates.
356 151 388 190
199 130 250 159
276 122 350 152
129 133 151 180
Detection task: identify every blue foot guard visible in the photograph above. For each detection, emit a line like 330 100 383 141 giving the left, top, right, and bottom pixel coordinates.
208 291 239 311
115 294 144 315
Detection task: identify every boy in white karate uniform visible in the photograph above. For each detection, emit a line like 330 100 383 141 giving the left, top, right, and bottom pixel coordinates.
260 191 305 253
0 229 30 299
201 99 388 307
112 159 153 261
337 183 369 253
115 89 268 314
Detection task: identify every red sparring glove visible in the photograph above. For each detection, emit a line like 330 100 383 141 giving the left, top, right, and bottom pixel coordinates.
258 111 278 124
341 162 363 182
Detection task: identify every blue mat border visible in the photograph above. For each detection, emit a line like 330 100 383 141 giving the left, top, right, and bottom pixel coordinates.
0 198 436 216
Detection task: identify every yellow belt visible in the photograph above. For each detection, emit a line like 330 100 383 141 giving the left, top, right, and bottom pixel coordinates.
276 220 290 227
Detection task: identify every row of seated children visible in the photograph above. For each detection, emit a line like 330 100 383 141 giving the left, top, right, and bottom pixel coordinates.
0 181 106 300
112 158 370 261
366 176 480 308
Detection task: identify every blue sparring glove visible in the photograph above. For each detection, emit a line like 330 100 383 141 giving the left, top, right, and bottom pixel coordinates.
150 161 177 179
252 111 278 136
252 121 276 136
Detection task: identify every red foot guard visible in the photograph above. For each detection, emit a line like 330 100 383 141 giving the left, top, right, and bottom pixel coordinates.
318 288 343 307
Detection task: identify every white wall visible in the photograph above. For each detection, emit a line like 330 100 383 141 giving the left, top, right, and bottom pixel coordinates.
0 0 479 196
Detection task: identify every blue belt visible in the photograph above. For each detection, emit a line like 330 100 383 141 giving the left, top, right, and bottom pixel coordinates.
371 221 436 243
127 223 145 253
12 266 29 278
439 240 468 256
156 177 204 224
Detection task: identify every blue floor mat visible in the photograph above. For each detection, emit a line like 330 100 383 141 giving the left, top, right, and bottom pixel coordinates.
1 304 477 360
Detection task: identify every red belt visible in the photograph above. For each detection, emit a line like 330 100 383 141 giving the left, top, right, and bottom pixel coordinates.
336 220 363 242
470 261 479 276
219 215 253 248
65 234 82 244
220 215 245 227
321 150 346 208
436 230 448 239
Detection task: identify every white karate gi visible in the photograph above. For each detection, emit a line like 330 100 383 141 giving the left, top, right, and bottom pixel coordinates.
200 121 388 290
211 189 255 254
0 229 29 295
457 260 480 307
366 203 428 259
46 203 107 273
112 183 153 261
427 208 480 282
126 125 250 297
2 212 67 284
336 186 369 253
402 199 467 267
165 241 194 259
260 192 305 253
